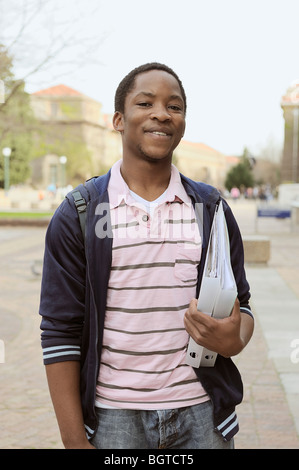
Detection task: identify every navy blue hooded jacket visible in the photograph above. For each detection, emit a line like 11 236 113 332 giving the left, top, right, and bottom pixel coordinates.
39 170 253 442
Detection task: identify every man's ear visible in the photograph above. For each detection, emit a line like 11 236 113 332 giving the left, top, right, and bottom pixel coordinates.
113 111 124 132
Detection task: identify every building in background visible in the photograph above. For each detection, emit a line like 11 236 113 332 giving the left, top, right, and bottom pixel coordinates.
30 84 121 188
175 140 237 190
281 80 299 183
30 84 234 190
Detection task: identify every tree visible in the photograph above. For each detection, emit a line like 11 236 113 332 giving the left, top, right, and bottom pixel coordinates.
0 1 105 187
0 45 40 187
225 148 255 191
252 136 282 188
0 0 104 106
34 130 94 187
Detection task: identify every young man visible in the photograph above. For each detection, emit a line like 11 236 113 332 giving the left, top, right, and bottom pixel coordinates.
39 63 254 449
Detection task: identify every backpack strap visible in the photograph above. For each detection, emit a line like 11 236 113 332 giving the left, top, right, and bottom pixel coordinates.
71 189 87 241
69 175 108 243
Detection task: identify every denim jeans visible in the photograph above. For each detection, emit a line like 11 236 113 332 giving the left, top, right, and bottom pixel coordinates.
90 401 234 449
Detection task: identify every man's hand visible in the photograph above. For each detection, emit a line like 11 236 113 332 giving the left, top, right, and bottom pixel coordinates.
46 361 96 449
184 297 254 357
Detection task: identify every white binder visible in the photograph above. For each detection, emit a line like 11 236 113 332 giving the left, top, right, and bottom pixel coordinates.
185 201 237 367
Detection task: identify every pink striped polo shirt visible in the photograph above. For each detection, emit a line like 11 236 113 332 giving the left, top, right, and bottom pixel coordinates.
95 160 209 409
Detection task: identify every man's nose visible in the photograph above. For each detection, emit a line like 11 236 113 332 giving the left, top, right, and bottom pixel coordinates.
150 105 171 121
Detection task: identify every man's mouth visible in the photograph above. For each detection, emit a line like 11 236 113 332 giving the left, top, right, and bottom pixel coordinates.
151 131 168 136
145 129 172 137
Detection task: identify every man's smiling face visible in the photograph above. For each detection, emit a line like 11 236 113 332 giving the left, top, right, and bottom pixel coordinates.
113 69 186 163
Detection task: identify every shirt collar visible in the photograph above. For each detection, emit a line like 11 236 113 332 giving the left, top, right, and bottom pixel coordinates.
108 159 190 208
108 160 130 208
165 164 190 205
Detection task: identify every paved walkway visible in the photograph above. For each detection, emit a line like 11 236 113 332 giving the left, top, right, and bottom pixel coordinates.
0 199 298 449
232 200 299 449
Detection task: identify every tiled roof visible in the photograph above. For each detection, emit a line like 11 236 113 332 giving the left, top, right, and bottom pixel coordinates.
32 84 83 97
180 139 225 156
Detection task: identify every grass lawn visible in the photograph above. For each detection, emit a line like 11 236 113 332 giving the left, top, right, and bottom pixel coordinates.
0 211 53 219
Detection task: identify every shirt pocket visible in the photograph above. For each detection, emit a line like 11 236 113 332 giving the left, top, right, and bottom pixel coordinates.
174 243 201 283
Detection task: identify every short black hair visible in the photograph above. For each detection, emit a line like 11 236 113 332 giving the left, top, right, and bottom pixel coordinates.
114 62 187 115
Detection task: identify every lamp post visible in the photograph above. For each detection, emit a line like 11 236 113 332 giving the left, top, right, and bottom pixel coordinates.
59 155 67 188
2 147 11 195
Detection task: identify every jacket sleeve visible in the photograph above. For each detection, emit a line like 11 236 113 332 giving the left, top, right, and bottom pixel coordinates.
39 197 86 365
223 199 253 318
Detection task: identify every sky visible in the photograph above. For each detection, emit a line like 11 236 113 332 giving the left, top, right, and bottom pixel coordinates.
1 0 299 158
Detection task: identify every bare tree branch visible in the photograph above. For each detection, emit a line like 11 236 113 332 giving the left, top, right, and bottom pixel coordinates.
0 0 106 101
6 0 48 51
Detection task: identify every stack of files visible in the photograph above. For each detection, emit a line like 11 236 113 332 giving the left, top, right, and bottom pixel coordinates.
185 201 237 367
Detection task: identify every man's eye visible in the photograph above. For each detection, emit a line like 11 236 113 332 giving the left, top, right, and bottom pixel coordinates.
169 105 182 111
138 102 151 107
